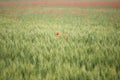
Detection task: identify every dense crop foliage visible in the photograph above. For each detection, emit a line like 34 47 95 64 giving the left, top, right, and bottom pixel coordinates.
0 7 120 80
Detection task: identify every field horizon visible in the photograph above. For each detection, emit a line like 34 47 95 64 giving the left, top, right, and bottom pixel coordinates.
0 1 120 7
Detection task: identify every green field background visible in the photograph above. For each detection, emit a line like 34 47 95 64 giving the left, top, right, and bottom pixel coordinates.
0 6 120 80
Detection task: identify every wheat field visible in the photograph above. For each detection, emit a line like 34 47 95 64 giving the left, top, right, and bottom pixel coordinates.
0 6 120 80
